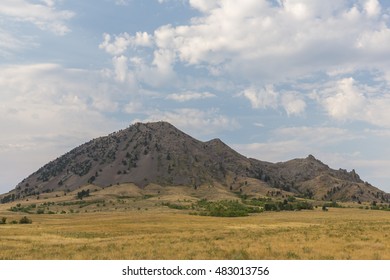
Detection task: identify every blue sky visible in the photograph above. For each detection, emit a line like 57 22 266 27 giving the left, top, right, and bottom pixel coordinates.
1 0 390 194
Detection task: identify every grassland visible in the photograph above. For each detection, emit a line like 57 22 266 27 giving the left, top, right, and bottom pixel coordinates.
1 207 390 260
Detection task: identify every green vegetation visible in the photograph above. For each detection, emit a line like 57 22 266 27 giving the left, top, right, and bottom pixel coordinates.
162 196 314 217
57 200 105 208
162 202 190 210
244 197 313 211
194 199 262 217
77 189 90 200
19 216 32 224
9 203 36 213
322 201 343 208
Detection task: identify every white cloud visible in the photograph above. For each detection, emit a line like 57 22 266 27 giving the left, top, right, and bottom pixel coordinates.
97 0 390 129
281 92 306 116
124 101 143 114
188 0 219 12
136 108 239 136
166 91 215 102
97 0 390 124
318 77 390 127
322 77 366 120
0 28 26 57
242 85 279 109
241 86 306 115
112 0 390 85
113 55 129 82
364 0 381 17
115 0 130 5
0 0 74 35
0 64 125 144
99 32 153 56
0 63 129 191
99 33 132 56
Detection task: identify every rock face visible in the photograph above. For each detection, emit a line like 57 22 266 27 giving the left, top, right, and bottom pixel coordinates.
5 121 390 203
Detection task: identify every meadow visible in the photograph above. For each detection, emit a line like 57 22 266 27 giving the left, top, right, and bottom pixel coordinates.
0 207 389 260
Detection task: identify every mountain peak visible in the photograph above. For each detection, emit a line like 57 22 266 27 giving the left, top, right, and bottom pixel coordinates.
306 154 316 160
3 121 389 204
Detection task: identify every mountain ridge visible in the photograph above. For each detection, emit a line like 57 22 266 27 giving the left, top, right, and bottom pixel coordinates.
1 121 389 204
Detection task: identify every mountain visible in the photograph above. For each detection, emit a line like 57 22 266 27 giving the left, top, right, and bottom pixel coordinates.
2 121 389 204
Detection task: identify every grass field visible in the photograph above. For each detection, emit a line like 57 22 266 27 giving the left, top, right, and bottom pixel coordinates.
0 207 390 260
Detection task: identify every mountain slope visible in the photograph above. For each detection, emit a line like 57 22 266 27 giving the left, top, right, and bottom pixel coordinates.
249 155 385 202
11 122 252 194
2 121 389 203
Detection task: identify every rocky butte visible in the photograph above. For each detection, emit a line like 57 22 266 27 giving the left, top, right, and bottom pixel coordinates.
1 121 389 204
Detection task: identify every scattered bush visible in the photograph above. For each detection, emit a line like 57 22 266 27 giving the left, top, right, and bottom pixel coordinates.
323 201 343 208
162 202 190 210
246 198 313 212
196 199 261 217
77 189 90 200
19 216 32 224
9 203 37 213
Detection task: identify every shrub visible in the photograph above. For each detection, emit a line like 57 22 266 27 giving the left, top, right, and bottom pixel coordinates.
197 200 254 217
323 201 343 208
19 216 32 224
77 189 90 200
0 217 6 224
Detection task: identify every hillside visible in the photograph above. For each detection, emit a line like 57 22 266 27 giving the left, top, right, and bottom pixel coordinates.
1 121 389 204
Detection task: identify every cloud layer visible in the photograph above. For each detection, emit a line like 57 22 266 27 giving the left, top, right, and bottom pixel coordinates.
99 0 390 127
2 0 390 192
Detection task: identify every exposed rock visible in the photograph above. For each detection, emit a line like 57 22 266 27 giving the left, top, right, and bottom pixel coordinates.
2 121 389 203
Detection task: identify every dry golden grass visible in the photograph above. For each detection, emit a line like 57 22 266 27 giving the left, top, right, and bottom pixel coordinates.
0 207 390 260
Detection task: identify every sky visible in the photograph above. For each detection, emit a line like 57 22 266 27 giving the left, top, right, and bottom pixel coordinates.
1 0 390 194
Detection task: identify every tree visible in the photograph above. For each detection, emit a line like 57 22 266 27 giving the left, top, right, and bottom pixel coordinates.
77 189 89 199
77 189 90 200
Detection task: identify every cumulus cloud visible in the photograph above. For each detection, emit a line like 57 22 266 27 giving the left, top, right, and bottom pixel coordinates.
99 32 153 56
364 0 381 17
322 78 366 120
143 0 390 78
241 85 279 109
281 92 306 116
241 86 306 115
100 0 390 109
98 0 390 125
318 77 390 127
